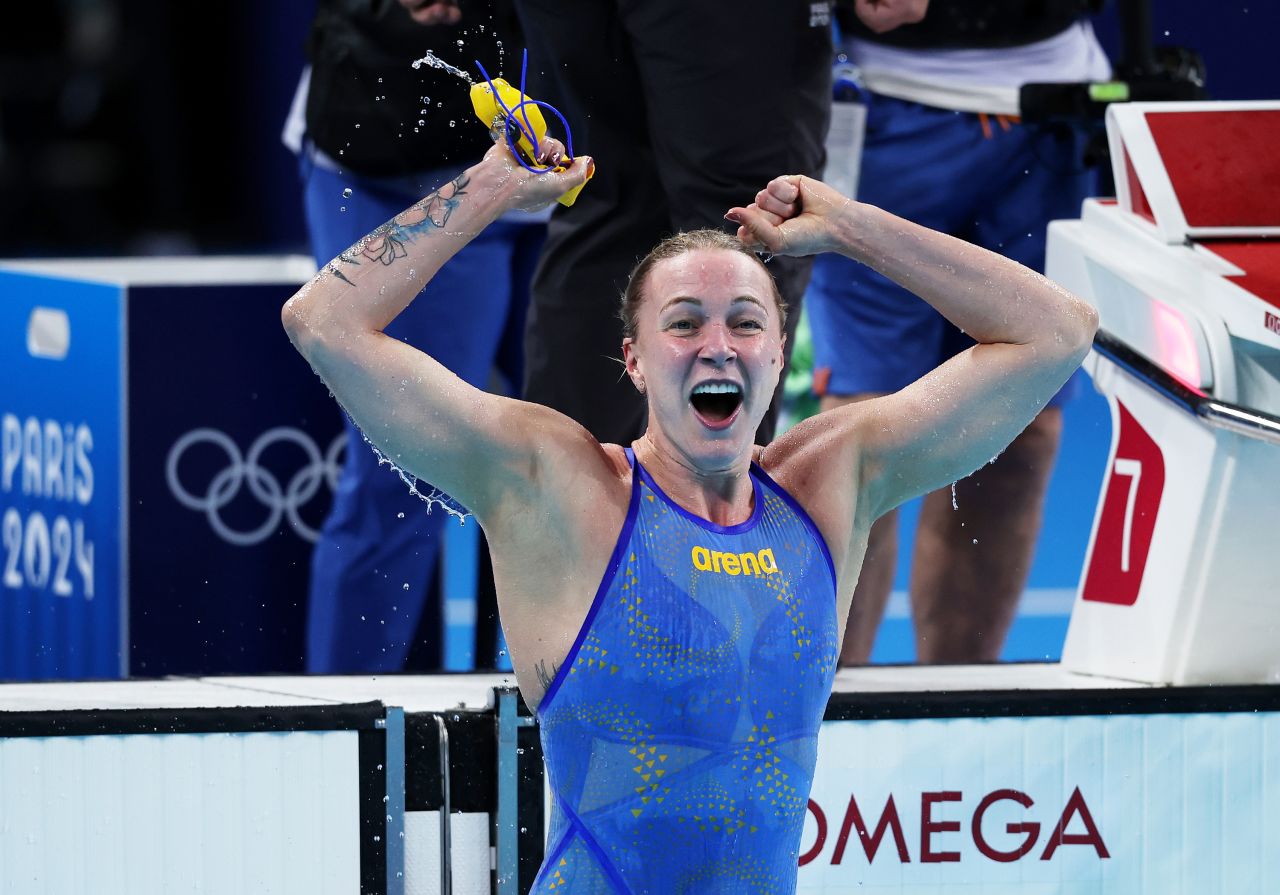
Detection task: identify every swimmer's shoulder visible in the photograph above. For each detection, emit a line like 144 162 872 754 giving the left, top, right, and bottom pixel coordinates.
482 433 632 606
757 405 869 488
508 403 631 489
479 414 632 543
529 433 632 522
757 407 873 555
600 442 633 479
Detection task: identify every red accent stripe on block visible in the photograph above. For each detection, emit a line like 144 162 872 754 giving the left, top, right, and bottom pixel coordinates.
1122 145 1155 224
1199 240 1280 310
1145 110 1280 228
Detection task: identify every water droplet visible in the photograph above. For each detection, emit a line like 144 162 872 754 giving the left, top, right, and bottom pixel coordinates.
355 123 361 129
339 206 347 213
403 583 410 591
341 187 352 198
397 511 405 518
449 120 456 127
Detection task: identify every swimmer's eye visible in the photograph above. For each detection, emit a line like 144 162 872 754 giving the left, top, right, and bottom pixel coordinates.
667 318 698 333
733 318 765 332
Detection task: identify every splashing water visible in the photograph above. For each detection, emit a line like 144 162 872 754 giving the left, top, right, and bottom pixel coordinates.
360 432 471 522
951 482 959 511
411 50 474 85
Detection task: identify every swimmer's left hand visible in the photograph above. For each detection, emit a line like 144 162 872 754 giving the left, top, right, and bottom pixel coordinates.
725 175 854 257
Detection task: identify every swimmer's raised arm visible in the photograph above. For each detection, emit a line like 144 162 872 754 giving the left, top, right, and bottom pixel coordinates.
281 140 595 519
728 175 1097 525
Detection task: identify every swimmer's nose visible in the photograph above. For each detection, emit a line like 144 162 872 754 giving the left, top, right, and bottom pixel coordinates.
698 324 736 366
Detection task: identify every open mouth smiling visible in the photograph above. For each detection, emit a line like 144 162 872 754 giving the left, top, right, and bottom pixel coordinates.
689 381 744 429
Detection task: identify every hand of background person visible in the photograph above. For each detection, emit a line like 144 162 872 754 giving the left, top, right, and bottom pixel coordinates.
725 175 852 258
398 0 462 25
853 0 928 33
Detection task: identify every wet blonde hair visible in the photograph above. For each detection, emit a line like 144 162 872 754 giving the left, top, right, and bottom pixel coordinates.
619 229 788 340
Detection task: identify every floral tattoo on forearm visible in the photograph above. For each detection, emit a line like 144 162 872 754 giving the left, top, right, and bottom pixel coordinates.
326 171 470 285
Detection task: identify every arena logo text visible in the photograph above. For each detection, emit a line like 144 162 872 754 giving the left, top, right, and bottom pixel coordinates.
691 546 778 577
800 787 1109 865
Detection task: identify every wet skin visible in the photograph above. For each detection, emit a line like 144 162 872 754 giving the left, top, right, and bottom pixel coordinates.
623 249 785 521
284 152 1097 708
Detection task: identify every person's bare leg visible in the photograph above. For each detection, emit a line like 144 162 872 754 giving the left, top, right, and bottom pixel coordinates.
910 407 1064 663
823 393 897 666
841 510 899 665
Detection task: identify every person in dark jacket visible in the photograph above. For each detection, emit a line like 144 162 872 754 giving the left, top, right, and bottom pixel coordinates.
511 0 925 448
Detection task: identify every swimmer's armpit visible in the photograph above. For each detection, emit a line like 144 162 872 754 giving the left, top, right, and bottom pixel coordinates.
325 171 471 285
536 658 560 691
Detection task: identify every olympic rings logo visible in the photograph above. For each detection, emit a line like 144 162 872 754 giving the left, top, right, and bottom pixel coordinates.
166 427 345 547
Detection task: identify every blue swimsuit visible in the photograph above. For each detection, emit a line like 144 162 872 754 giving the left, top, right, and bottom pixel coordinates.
532 450 839 894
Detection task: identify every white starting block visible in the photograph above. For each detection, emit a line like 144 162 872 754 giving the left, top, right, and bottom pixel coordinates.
1047 101 1280 685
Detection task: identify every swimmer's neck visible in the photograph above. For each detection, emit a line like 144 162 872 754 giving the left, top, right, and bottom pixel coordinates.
632 432 756 527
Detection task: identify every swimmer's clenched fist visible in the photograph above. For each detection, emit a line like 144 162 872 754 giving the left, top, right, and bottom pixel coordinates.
726 174 852 257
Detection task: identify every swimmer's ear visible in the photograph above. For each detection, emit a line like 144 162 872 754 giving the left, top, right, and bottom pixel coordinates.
622 337 644 390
